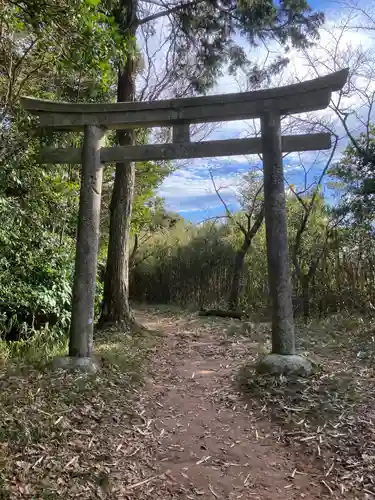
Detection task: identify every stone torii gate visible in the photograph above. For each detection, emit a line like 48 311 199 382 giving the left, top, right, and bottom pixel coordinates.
21 68 348 374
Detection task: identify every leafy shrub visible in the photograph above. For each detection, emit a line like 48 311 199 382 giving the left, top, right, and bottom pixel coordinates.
0 196 75 341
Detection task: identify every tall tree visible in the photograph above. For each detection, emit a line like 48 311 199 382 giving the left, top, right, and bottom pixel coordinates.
0 0 128 338
101 0 325 328
329 125 375 226
209 170 264 311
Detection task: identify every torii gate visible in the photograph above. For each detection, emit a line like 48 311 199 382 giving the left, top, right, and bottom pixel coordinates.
21 68 348 375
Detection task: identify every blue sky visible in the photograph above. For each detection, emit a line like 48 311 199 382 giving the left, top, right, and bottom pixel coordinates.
154 0 375 223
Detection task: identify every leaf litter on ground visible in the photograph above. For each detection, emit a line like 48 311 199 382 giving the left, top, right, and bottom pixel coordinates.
231 313 375 498
2 307 375 499
0 327 173 499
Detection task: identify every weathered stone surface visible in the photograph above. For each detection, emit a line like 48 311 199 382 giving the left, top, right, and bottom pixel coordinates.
261 111 296 356
256 353 313 377
20 68 349 129
69 125 105 358
51 356 99 374
40 134 331 164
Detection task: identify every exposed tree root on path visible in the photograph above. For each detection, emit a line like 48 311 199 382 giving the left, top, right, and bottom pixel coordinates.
198 309 247 320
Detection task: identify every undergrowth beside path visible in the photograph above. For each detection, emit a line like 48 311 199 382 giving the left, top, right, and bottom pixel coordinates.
0 328 161 499
0 307 373 499
234 314 375 497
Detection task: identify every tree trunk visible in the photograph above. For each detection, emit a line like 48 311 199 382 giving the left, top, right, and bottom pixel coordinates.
228 239 250 310
100 0 137 327
261 111 295 355
228 207 264 311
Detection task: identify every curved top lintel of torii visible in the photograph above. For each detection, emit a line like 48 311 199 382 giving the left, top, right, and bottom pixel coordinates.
20 68 349 130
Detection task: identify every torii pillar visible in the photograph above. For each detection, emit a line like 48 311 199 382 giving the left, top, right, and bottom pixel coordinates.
20 68 349 375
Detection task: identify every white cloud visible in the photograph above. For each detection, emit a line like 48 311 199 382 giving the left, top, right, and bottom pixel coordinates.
284 163 304 172
149 1 375 217
213 155 249 164
159 170 240 200
157 165 244 213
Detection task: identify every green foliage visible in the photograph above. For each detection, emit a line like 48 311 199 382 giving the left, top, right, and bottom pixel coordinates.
329 125 375 226
157 0 324 93
0 328 69 366
0 0 129 345
99 131 175 262
132 163 175 235
0 1 127 109
287 191 330 274
130 189 375 318
131 220 239 307
0 181 75 338
0 1 175 349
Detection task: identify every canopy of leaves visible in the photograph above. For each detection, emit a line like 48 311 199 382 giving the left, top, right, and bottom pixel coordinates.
135 0 324 94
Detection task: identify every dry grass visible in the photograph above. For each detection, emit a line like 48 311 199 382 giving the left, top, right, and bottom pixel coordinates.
1 307 375 499
234 313 375 497
0 326 165 499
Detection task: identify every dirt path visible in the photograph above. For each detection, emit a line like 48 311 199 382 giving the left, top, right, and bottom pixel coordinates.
137 309 331 500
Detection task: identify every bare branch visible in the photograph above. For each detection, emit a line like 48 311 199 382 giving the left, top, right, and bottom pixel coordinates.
209 168 247 237
137 0 204 26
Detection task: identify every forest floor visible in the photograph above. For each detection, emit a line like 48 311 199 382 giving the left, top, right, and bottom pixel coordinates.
0 306 374 499
135 306 374 500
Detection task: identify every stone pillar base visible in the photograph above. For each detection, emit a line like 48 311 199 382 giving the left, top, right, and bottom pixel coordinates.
51 356 99 374
256 353 313 377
